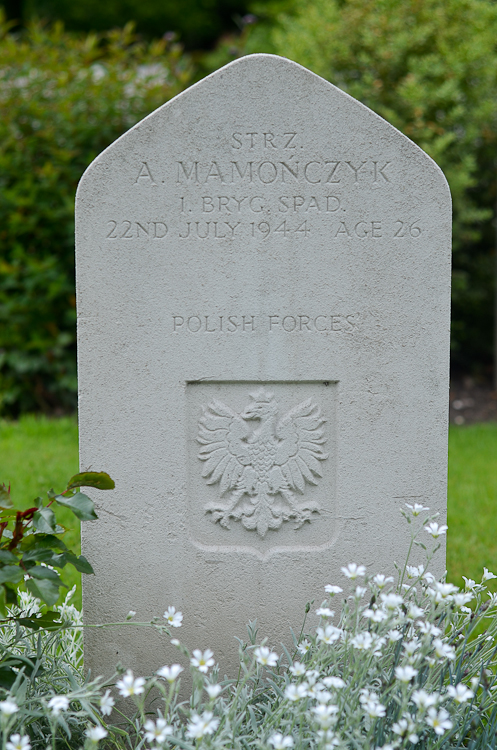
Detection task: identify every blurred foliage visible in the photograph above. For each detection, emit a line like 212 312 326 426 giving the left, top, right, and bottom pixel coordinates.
0 17 192 415
6 0 251 50
206 0 497 376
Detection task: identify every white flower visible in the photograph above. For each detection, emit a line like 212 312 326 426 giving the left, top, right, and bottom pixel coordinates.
6 736 30 750
164 606 183 628
205 684 222 699
285 683 308 701
359 689 379 704
433 639 456 660
305 669 320 685
392 718 418 743
254 646 278 666
325 585 343 595
126 610 136 619
289 661 307 676
411 689 439 709
186 711 219 739
0 700 18 716
116 670 146 697
417 620 441 636
380 592 403 611
428 582 458 603
157 664 184 682
424 522 448 538
483 567 497 581
86 726 108 743
406 565 424 579
462 576 477 590
426 707 453 735
297 639 311 655
191 649 215 673
99 690 115 716
48 695 70 715
317 625 342 644
406 502 429 515
395 666 418 683
316 607 335 618
453 592 474 607
144 717 173 743
364 700 386 718
363 607 388 622
269 733 294 749
447 683 474 703
423 571 436 584
372 574 394 589
351 632 374 650
403 639 420 656
314 688 333 703
341 563 366 579
322 676 346 689
312 704 339 728
407 604 425 620
388 629 403 642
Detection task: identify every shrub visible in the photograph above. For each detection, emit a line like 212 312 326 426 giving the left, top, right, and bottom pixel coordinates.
0 17 191 415
2 504 497 749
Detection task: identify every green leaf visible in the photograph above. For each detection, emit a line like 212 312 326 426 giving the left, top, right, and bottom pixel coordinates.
33 507 56 534
21 534 68 552
55 492 98 521
0 484 13 509
4 585 17 606
0 666 17 689
0 550 18 564
25 577 63 606
0 585 7 617
22 547 58 564
17 610 63 631
28 566 63 584
63 552 94 575
0 566 23 584
67 471 115 491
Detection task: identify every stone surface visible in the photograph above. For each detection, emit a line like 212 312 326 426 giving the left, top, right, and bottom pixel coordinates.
75 54 451 680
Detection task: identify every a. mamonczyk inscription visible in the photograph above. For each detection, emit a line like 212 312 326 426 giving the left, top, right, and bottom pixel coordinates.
198 387 328 537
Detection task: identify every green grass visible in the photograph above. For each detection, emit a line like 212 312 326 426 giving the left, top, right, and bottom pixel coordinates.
0 415 81 607
1 416 497 612
447 422 497 591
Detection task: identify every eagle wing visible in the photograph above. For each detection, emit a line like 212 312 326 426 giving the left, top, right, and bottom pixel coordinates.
197 400 251 495
273 399 328 494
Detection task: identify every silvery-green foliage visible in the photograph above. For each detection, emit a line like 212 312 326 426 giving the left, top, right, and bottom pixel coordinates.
1 507 497 749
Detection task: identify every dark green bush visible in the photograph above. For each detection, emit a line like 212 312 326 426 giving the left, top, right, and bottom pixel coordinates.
0 18 191 415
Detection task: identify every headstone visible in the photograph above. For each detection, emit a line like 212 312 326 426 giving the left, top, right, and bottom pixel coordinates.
76 54 451 680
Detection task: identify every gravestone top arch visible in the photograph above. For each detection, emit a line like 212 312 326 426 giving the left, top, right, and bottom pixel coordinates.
76 53 451 680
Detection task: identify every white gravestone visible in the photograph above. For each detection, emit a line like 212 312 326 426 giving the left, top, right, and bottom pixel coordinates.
76 54 451 679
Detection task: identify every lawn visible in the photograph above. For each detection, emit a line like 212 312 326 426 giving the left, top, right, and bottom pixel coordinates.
1 416 497 609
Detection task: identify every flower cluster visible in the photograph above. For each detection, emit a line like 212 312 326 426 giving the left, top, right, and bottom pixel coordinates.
0 505 496 750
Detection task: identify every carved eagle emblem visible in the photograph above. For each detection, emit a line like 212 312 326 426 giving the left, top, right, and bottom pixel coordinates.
197 388 328 537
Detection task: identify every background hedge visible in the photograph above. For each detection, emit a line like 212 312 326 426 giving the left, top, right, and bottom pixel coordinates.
0 18 191 415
